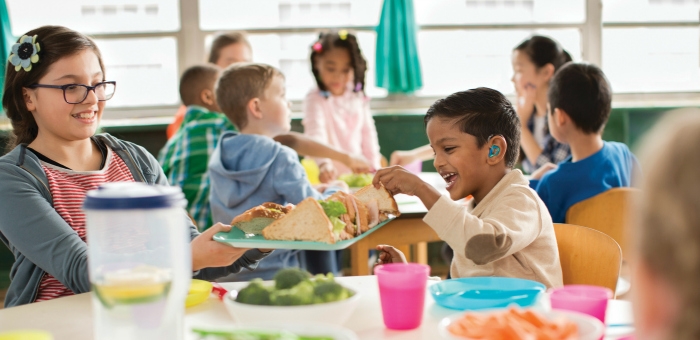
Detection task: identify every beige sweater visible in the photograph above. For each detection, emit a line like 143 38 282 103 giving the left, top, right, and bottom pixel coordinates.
423 170 563 288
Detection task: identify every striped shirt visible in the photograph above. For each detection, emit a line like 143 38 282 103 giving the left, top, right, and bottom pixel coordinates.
158 105 235 230
34 147 135 302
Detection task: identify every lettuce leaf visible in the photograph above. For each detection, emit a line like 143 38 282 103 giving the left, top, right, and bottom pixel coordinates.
318 200 347 219
330 217 346 234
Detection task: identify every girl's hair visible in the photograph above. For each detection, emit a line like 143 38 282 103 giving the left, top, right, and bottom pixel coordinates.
309 30 367 95
207 31 251 65
2 25 105 148
636 110 700 339
514 35 572 72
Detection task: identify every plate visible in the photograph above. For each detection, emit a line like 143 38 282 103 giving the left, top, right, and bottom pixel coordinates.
213 217 395 250
192 322 358 340
438 309 604 340
429 277 546 311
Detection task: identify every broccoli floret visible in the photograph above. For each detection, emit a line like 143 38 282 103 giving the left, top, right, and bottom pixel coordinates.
270 280 315 306
312 273 335 286
313 281 350 303
273 268 311 290
235 279 272 305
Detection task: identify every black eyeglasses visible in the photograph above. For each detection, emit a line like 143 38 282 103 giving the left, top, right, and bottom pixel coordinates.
27 81 116 104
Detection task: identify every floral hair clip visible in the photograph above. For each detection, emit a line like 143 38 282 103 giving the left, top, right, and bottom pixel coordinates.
9 35 40 72
312 42 323 52
338 30 348 40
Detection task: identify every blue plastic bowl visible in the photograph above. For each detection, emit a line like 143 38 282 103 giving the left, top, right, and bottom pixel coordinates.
429 277 546 310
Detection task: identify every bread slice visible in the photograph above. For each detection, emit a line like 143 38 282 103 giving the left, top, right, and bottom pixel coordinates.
354 184 401 220
231 204 286 235
262 198 335 244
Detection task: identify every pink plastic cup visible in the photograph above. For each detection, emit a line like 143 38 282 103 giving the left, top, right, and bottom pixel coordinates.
375 263 430 330
403 160 422 175
550 285 613 323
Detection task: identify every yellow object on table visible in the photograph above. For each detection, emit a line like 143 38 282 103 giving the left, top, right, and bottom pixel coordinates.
301 158 320 185
186 279 213 307
0 331 53 340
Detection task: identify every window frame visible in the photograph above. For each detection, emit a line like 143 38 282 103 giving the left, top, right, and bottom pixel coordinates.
81 0 700 120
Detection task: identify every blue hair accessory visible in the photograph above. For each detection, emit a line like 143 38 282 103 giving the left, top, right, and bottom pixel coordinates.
9 35 40 72
488 145 501 158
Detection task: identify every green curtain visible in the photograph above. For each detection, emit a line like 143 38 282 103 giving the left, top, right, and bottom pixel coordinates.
375 0 422 94
0 0 14 96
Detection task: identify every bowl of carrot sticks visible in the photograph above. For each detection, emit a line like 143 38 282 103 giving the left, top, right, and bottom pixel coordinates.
439 307 604 340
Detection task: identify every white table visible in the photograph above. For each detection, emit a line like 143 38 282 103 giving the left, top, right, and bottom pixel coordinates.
0 276 635 339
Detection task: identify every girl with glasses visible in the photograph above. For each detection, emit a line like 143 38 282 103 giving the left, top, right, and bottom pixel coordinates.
0 25 270 307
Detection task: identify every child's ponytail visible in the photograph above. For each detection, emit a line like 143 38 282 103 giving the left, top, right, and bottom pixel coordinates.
309 30 367 95
2 26 105 149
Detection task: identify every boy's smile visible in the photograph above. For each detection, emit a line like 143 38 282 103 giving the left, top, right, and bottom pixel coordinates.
427 117 505 204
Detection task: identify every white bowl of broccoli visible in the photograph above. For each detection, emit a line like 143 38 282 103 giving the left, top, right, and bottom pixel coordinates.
224 268 361 326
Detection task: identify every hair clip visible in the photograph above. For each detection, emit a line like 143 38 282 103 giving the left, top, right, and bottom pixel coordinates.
312 42 323 52
9 35 40 72
338 30 348 40
354 82 363 92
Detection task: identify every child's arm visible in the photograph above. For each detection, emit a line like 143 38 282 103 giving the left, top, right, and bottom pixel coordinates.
424 190 544 266
274 132 372 173
302 94 334 177
360 100 382 170
376 244 408 264
373 165 442 210
271 148 346 204
390 145 434 166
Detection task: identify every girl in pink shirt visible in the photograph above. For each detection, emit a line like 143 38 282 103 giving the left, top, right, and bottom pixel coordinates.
303 30 382 183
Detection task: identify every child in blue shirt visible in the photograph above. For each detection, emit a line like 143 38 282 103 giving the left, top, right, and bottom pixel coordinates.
529 62 640 223
208 63 346 280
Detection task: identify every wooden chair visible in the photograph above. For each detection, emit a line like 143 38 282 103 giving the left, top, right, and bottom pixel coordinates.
566 187 641 255
554 223 622 296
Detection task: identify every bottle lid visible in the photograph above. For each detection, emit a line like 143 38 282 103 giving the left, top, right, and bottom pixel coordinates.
83 182 185 210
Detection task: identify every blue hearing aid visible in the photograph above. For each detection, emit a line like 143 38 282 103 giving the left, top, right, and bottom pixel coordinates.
488 145 501 158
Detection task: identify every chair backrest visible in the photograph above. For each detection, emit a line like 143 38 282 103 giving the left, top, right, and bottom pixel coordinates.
553 223 622 296
565 187 640 255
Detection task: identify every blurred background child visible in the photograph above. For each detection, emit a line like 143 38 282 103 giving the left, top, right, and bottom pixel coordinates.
632 112 700 340
512 35 572 174
303 30 382 183
389 35 572 176
166 32 253 139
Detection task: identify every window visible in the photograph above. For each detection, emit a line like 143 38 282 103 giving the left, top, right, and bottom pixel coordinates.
6 0 181 108
5 0 700 116
602 0 700 93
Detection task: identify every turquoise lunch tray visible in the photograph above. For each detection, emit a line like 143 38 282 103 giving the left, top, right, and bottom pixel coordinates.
213 217 395 251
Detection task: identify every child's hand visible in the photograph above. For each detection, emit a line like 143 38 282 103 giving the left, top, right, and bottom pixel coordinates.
376 244 408 264
345 154 372 173
318 162 338 183
531 162 557 180
389 150 418 167
373 165 425 196
191 223 250 271
515 82 536 124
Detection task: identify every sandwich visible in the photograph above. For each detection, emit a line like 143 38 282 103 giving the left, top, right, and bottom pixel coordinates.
231 202 292 235
354 184 401 223
262 184 400 244
262 198 351 243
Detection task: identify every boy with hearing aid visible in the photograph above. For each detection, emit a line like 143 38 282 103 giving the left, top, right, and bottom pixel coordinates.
374 87 562 288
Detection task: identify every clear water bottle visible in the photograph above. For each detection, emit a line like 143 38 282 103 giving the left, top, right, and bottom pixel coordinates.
83 182 191 340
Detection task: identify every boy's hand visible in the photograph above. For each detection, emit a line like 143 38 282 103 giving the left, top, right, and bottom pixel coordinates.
191 223 250 271
314 180 349 193
376 244 408 264
344 154 372 173
531 162 557 180
318 162 337 183
373 165 424 196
